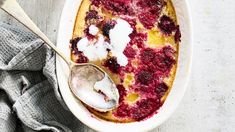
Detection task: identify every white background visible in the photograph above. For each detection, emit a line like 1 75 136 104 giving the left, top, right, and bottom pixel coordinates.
1 0 235 131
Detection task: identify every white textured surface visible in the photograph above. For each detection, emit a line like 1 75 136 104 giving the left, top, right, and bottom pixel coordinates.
1 0 235 131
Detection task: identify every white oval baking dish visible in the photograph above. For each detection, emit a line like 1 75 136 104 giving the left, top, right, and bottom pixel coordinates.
56 0 193 131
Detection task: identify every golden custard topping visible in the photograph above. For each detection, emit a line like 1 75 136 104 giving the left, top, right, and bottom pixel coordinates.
70 0 181 122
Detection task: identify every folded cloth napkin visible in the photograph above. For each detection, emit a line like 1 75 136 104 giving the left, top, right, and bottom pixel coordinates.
0 23 85 132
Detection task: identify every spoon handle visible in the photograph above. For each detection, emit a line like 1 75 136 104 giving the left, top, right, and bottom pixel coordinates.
0 0 71 65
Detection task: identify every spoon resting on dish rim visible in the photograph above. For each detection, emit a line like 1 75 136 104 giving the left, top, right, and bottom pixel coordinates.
0 0 120 112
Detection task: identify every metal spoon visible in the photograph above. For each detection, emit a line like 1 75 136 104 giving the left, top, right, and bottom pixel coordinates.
0 0 119 112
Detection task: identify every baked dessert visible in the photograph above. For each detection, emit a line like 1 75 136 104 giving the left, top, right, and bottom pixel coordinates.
70 0 181 122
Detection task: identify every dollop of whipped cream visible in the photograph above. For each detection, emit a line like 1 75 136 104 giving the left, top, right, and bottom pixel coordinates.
109 19 133 66
77 34 110 61
77 19 133 66
89 24 99 36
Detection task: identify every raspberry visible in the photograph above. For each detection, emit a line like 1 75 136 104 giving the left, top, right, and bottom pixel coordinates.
137 0 164 8
101 0 134 15
155 82 168 97
70 37 81 48
174 25 181 43
136 0 164 29
140 48 156 64
153 52 175 72
129 32 147 48
85 10 99 21
76 52 89 63
131 98 161 121
123 46 136 59
103 57 121 74
70 37 81 54
85 10 103 25
136 70 154 85
158 15 176 35
137 0 164 15
138 12 156 29
163 46 175 58
102 20 116 37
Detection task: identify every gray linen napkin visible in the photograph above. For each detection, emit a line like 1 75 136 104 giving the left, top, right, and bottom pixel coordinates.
0 23 84 132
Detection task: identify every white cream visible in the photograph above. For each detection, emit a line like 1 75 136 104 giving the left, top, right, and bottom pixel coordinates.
77 37 89 51
77 35 109 61
77 19 133 66
109 19 133 66
89 25 99 36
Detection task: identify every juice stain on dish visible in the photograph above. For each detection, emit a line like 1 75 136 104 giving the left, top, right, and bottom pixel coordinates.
70 0 180 123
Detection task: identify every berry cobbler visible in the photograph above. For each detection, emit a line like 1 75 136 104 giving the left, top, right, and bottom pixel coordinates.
70 0 181 122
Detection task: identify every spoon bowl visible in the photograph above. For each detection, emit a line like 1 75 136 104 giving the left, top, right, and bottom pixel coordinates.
69 63 119 112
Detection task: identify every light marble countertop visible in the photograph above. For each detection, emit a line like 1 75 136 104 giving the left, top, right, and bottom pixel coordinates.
1 0 235 131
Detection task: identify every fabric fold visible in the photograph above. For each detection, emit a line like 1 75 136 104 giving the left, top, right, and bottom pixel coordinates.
0 23 83 132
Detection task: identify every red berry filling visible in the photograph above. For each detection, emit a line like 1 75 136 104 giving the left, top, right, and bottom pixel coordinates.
134 83 155 94
153 53 172 72
99 0 134 15
129 32 147 48
152 47 175 73
85 10 99 21
70 38 89 63
158 15 176 35
85 10 103 25
70 37 81 54
138 46 176 74
103 57 121 74
163 46 175 58
92 0 165 30
140 48 156 64
91 0 101 6
136 0 164 14
122 62 136 73
174 25 181 43
136 0 164 29
115 103 131 118
76 52 89 63
123 46 137 59
136 69 154 85
117 85 127 103
122 18 137 30
155 82 168 97
102 20 116 37
138 13 157 29
84 27 96 40
131 98 161 121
